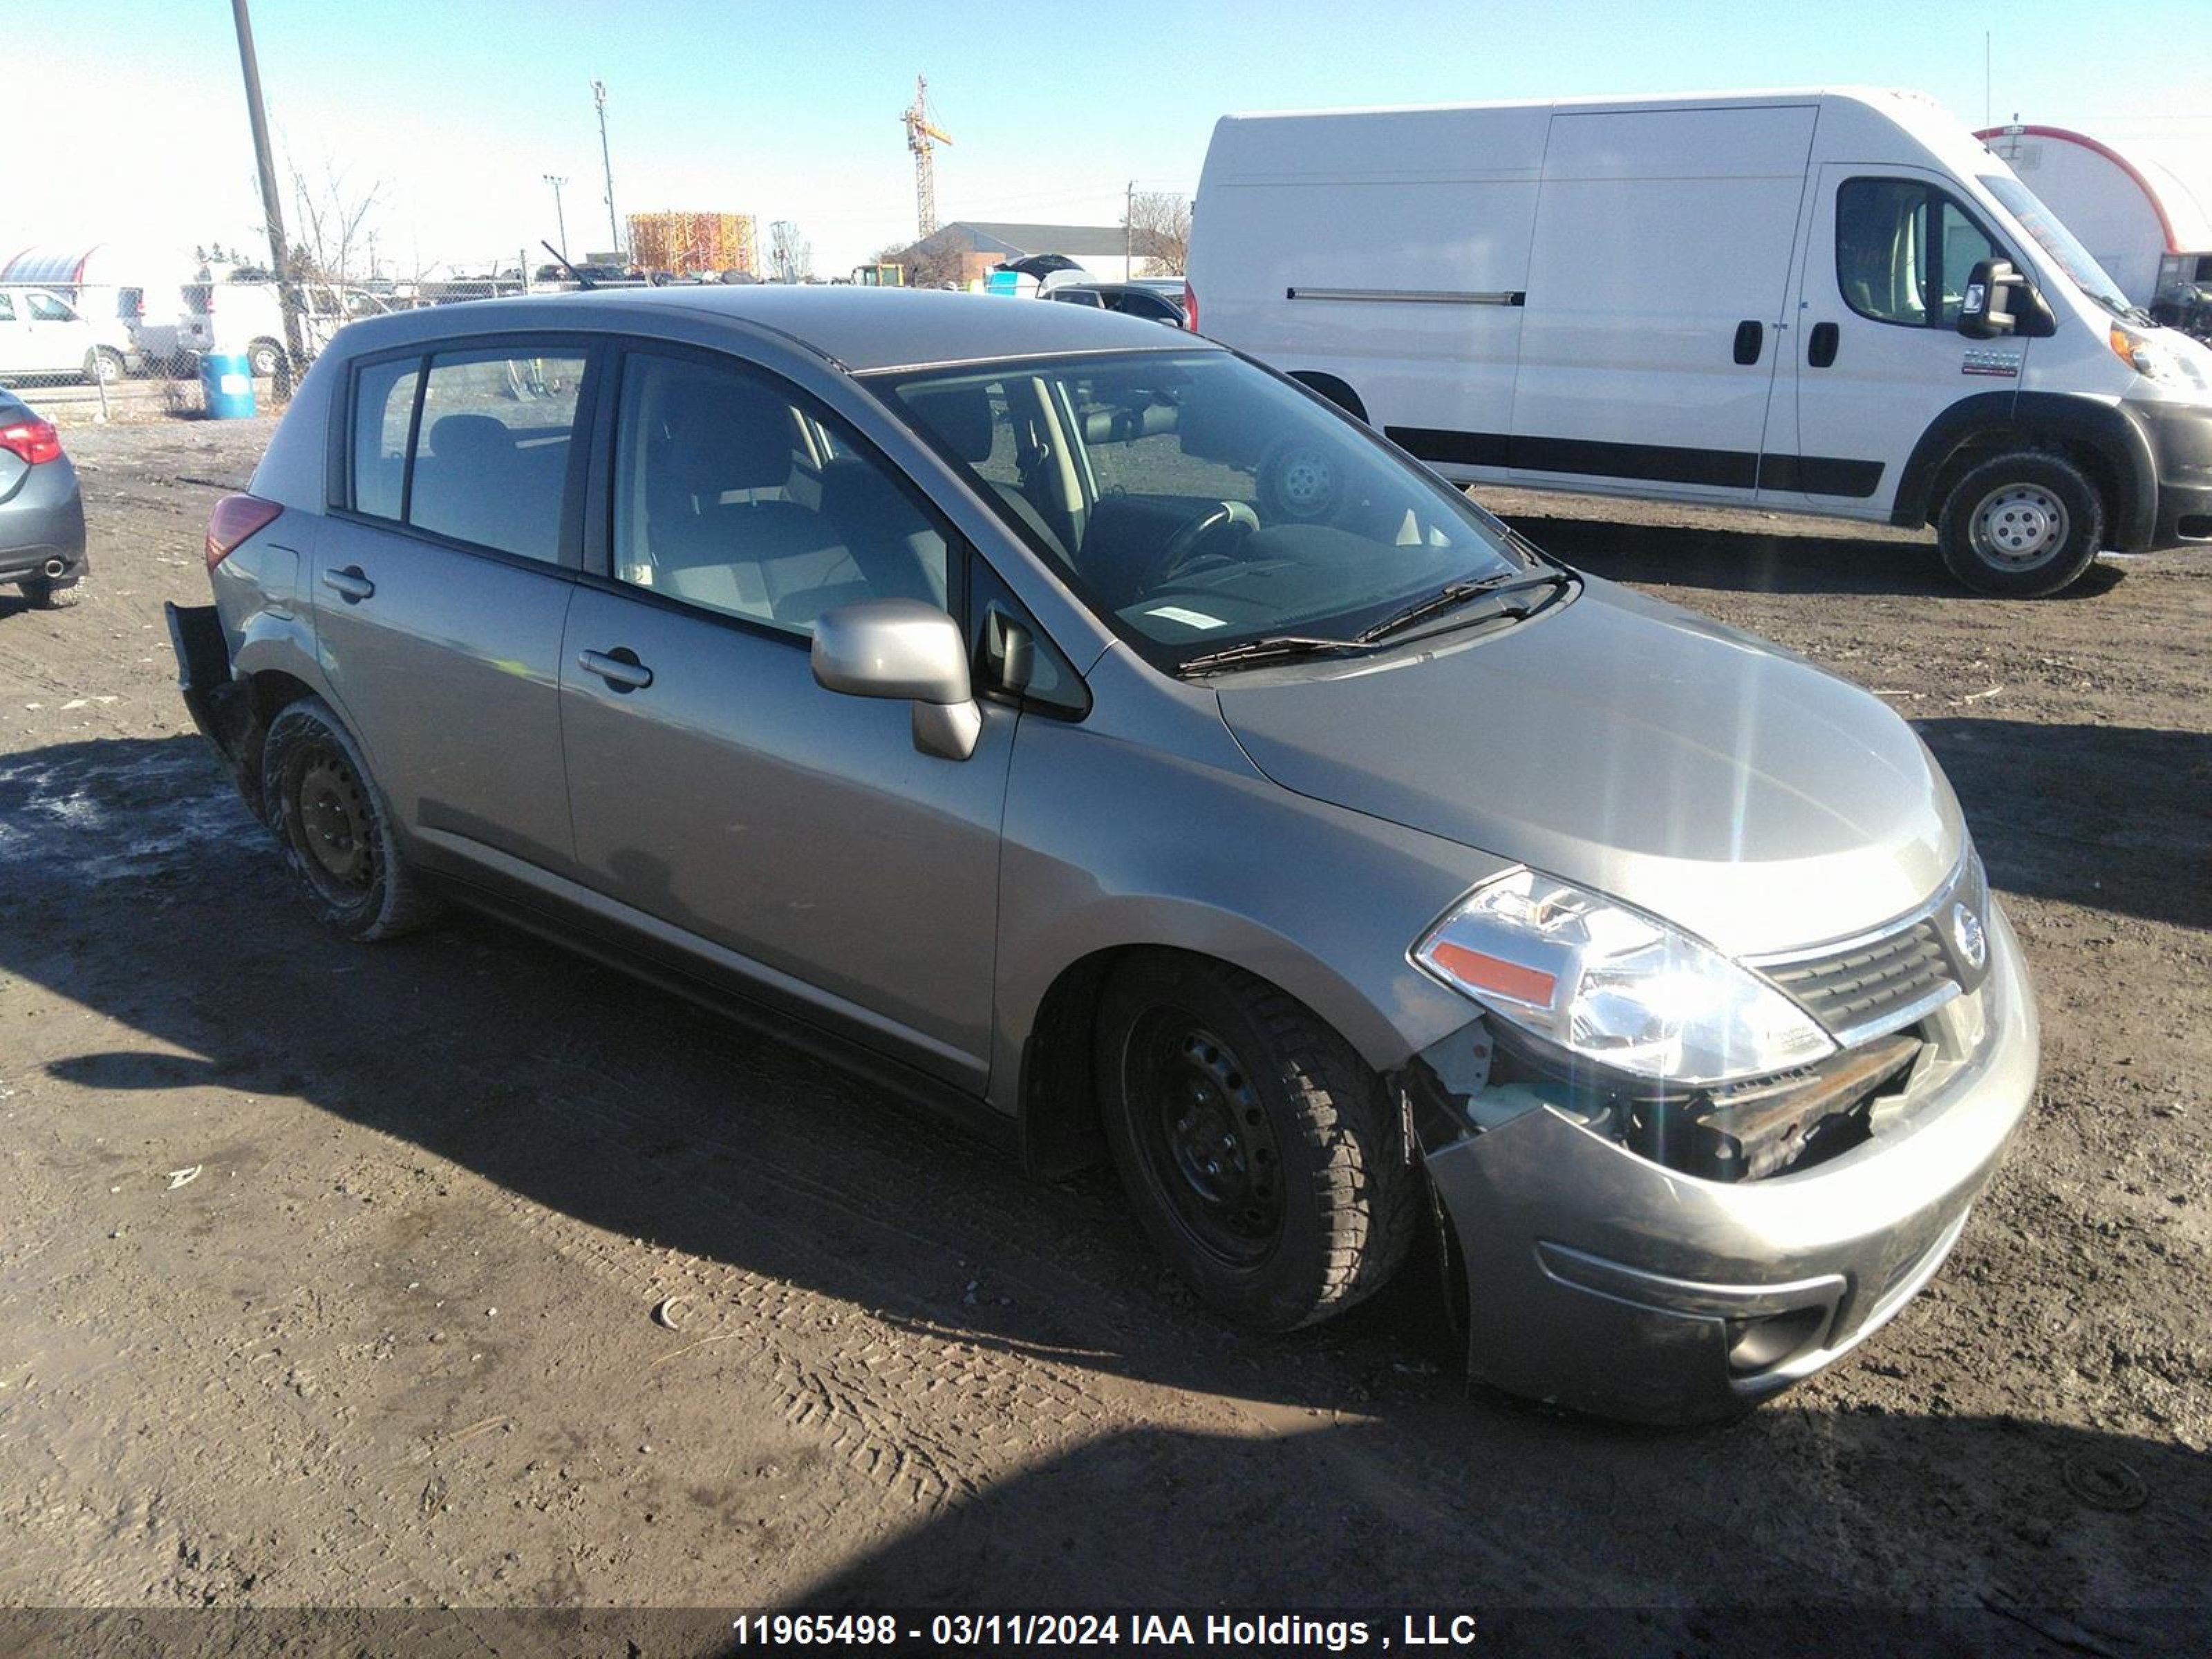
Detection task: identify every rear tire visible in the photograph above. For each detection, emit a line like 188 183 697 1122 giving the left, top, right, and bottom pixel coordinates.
1938 451 2104 597
17 578 78 608
1096 955 1416 1332
247 338 285 379
262 697 438 941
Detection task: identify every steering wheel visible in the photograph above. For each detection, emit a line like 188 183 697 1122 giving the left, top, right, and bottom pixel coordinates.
1154 499 1258 588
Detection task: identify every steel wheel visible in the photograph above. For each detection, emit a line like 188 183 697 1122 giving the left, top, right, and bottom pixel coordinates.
293 747 378 900
1969 482 2070 571
1124 1011 1284 1267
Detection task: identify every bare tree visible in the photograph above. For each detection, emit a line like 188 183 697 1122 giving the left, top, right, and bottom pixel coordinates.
288 159 386 290
770 221 814 285
1122 191 1192 276
878 235 967 290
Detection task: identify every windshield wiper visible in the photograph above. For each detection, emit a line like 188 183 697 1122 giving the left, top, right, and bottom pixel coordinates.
1356 567 1573 644
1177 635 1371 675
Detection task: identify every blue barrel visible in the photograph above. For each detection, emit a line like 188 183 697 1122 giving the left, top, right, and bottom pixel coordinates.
200 352 258 420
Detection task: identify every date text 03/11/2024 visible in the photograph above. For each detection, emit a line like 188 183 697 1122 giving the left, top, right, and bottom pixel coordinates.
727 1613 1483 1650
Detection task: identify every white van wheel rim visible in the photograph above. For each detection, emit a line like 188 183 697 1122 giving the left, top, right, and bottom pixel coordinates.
1970 484 2068 569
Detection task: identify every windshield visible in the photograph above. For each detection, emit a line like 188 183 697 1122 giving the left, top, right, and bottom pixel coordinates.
873 350 1531 668
1979 174 2138 317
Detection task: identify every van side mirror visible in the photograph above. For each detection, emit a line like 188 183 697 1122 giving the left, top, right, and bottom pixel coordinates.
1959 259 2018 338
812 599 982 761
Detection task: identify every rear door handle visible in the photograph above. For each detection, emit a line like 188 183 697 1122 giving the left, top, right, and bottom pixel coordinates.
577 648 653 691
321 565 375 602
1732 320 1763 365
1808 321 1840 368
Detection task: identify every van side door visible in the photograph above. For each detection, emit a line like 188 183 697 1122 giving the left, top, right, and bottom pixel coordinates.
1775 165 2023 514
1508 104 1815 504
310 340 598 877
556 346 1018 1090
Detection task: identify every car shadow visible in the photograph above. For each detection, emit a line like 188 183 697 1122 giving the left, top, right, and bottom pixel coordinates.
1915 718 2212 930
1502 512 2128 600
4 732 2204 1624
793 1412 2211 1644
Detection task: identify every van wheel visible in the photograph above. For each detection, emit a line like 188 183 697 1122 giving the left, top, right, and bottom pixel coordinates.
247 338 285 378
85 347 126 386
262 697 438 941
1096 956 1416 1332
1938 451 2104 597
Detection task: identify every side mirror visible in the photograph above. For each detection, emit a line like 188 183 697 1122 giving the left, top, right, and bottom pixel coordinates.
811 599 982 761
1960 258 2029 339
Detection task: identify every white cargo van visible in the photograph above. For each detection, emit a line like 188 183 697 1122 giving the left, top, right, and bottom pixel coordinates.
1188 88 2212 595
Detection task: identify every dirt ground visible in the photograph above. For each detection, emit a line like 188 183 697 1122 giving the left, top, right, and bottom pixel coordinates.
1 414 2206 1655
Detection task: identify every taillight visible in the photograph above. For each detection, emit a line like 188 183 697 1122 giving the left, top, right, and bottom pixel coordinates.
1182 281 1197 332
0 418 62 466
207 493 282 570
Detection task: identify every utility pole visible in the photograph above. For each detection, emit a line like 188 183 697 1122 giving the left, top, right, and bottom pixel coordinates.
543 174 570 259
1125 180 1134 276
592 80 620 259
228 0 303 393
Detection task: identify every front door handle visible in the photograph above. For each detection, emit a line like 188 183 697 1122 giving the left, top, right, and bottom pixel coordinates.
1732 319 1763 365
1808 321 1840 368
577 648 653 691
321 565 375 603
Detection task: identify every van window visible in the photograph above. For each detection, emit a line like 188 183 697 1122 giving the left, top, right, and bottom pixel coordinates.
1835 178 2003 329
26 293 75 324
350 357 421 519
0 294 15 323
407 348 588 561
610 352 949 635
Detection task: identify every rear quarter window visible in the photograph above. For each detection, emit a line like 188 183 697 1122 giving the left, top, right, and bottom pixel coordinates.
350 357 420 519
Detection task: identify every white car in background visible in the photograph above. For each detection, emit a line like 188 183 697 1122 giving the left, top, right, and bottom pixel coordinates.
0 288 118 384
178 280 393 377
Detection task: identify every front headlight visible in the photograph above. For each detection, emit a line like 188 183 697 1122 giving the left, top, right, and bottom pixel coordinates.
2109 322 2204 386
1412 869 1835 1087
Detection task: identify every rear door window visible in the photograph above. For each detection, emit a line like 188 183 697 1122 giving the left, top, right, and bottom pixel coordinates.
406 348 588 561
350 357 421 520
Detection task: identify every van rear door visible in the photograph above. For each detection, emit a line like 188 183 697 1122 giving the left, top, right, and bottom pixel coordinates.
1775 164 2021 514
1508 104 1815 503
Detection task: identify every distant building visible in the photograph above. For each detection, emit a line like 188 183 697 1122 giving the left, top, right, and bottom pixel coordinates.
894 221 1174 286
626 212 758 278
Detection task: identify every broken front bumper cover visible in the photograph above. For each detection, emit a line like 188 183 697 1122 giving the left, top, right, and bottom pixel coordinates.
1412 902 2038 1425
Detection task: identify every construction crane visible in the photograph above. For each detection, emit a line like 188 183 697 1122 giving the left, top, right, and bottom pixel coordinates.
902 75 953 241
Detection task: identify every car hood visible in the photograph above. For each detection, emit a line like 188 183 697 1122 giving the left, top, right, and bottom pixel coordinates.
1214 579 1965 959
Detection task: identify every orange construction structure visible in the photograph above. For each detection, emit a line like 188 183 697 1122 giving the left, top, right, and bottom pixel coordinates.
625 211 758 278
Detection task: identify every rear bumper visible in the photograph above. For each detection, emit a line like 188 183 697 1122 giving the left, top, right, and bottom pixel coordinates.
165 601 263 814
0 462 88 585
1415 903 2038 1425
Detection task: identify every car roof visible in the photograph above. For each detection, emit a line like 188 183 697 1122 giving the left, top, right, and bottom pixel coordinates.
334 284 1217 375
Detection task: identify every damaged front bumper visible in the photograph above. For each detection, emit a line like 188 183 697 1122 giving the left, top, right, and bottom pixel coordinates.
1405 902 2038 1425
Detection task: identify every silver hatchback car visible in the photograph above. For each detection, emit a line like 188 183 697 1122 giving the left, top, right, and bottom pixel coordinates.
167 288 2036 1423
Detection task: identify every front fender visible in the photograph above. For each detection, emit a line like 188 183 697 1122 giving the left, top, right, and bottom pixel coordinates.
991 709 1503 1111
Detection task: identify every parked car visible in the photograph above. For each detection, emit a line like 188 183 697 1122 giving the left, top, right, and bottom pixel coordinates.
178 280 393 376
166 288 2036 1424
0 287 120 384
1043 281 1189 326
0 389 88 606
1188 88 2212 597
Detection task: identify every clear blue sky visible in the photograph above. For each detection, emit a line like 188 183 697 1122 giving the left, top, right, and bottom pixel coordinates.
14 0 2209 277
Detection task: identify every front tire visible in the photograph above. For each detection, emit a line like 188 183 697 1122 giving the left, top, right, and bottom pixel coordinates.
86 346 126 386
1938 451 2105 597
1096 956 1416 1332
247 338 285 379
262 697 437 941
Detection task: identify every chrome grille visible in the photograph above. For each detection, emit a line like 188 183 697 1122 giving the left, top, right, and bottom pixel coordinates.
1760 918 1958 1044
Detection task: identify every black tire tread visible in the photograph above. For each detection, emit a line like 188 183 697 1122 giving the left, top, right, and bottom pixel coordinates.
1100 954 1416 1331
262 696 438 942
